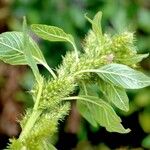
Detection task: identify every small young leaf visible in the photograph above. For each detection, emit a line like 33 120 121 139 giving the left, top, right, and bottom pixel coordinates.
0 32 46 65
92 11 102 37
99 80 129 111
85 11 102 39
77 95 130 133
96 63 150 89
117 53 149 65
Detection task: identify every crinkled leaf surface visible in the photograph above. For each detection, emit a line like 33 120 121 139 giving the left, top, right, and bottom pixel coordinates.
0 31 46 65
96 63 150 89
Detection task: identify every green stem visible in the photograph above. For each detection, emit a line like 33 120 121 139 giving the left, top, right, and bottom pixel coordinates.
70 41 79 62
34 78 44 110
19 79 44 140
35 58 57 79
19 110 42 140
73 44 79 62
42 62 57 79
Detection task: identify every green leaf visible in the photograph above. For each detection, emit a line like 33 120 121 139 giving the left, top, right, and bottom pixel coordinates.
31 24 74 43
0 30 56 78
92 11 102 37
76 83 100 127
96 63 150 89
117 53 149 65
77 95 130 133
77 96 97 127
0 31 46 65
76 82 130 133
23 17 42 84
85 11 102 39
31 24 78 60
80 83 100 97
99 80 129 111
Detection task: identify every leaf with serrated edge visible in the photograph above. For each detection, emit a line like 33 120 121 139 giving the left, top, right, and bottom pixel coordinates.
0 31 46 65
99 80 129 111
96 63 150 89
77 95 130 133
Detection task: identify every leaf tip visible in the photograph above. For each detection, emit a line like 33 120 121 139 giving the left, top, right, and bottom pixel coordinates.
125 128 131 133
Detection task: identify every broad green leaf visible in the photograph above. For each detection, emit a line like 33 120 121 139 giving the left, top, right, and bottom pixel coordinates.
77 95 130 133
80 83 100 97
117 53 149 65
99 80 129 111
77 96 97 127
31 24 79 61
96 63 150 89
31 24 74 44
76 84 99 127
0 31 56 78
0 31 46 65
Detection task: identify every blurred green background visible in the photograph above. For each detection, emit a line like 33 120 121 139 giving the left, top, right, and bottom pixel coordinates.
0 0 150 149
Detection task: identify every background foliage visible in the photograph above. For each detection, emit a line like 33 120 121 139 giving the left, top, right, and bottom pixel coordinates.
0 0 150 149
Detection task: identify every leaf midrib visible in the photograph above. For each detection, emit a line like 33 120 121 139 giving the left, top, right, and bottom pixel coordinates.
0 38 46 65
34 26 70 42
99 70 150 83
111 85 127 110
77 69 150 83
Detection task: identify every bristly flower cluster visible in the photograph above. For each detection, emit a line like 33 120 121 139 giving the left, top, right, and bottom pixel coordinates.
0 11 149 150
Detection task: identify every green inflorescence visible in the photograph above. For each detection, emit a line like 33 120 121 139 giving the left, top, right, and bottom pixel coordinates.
0 11 149 149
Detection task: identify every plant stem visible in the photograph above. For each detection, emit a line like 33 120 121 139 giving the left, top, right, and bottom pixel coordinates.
36 58 57 79
19 79 44 140
72 43 79 62
33 78 43 110
19 110 42 140
42 62 57 79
